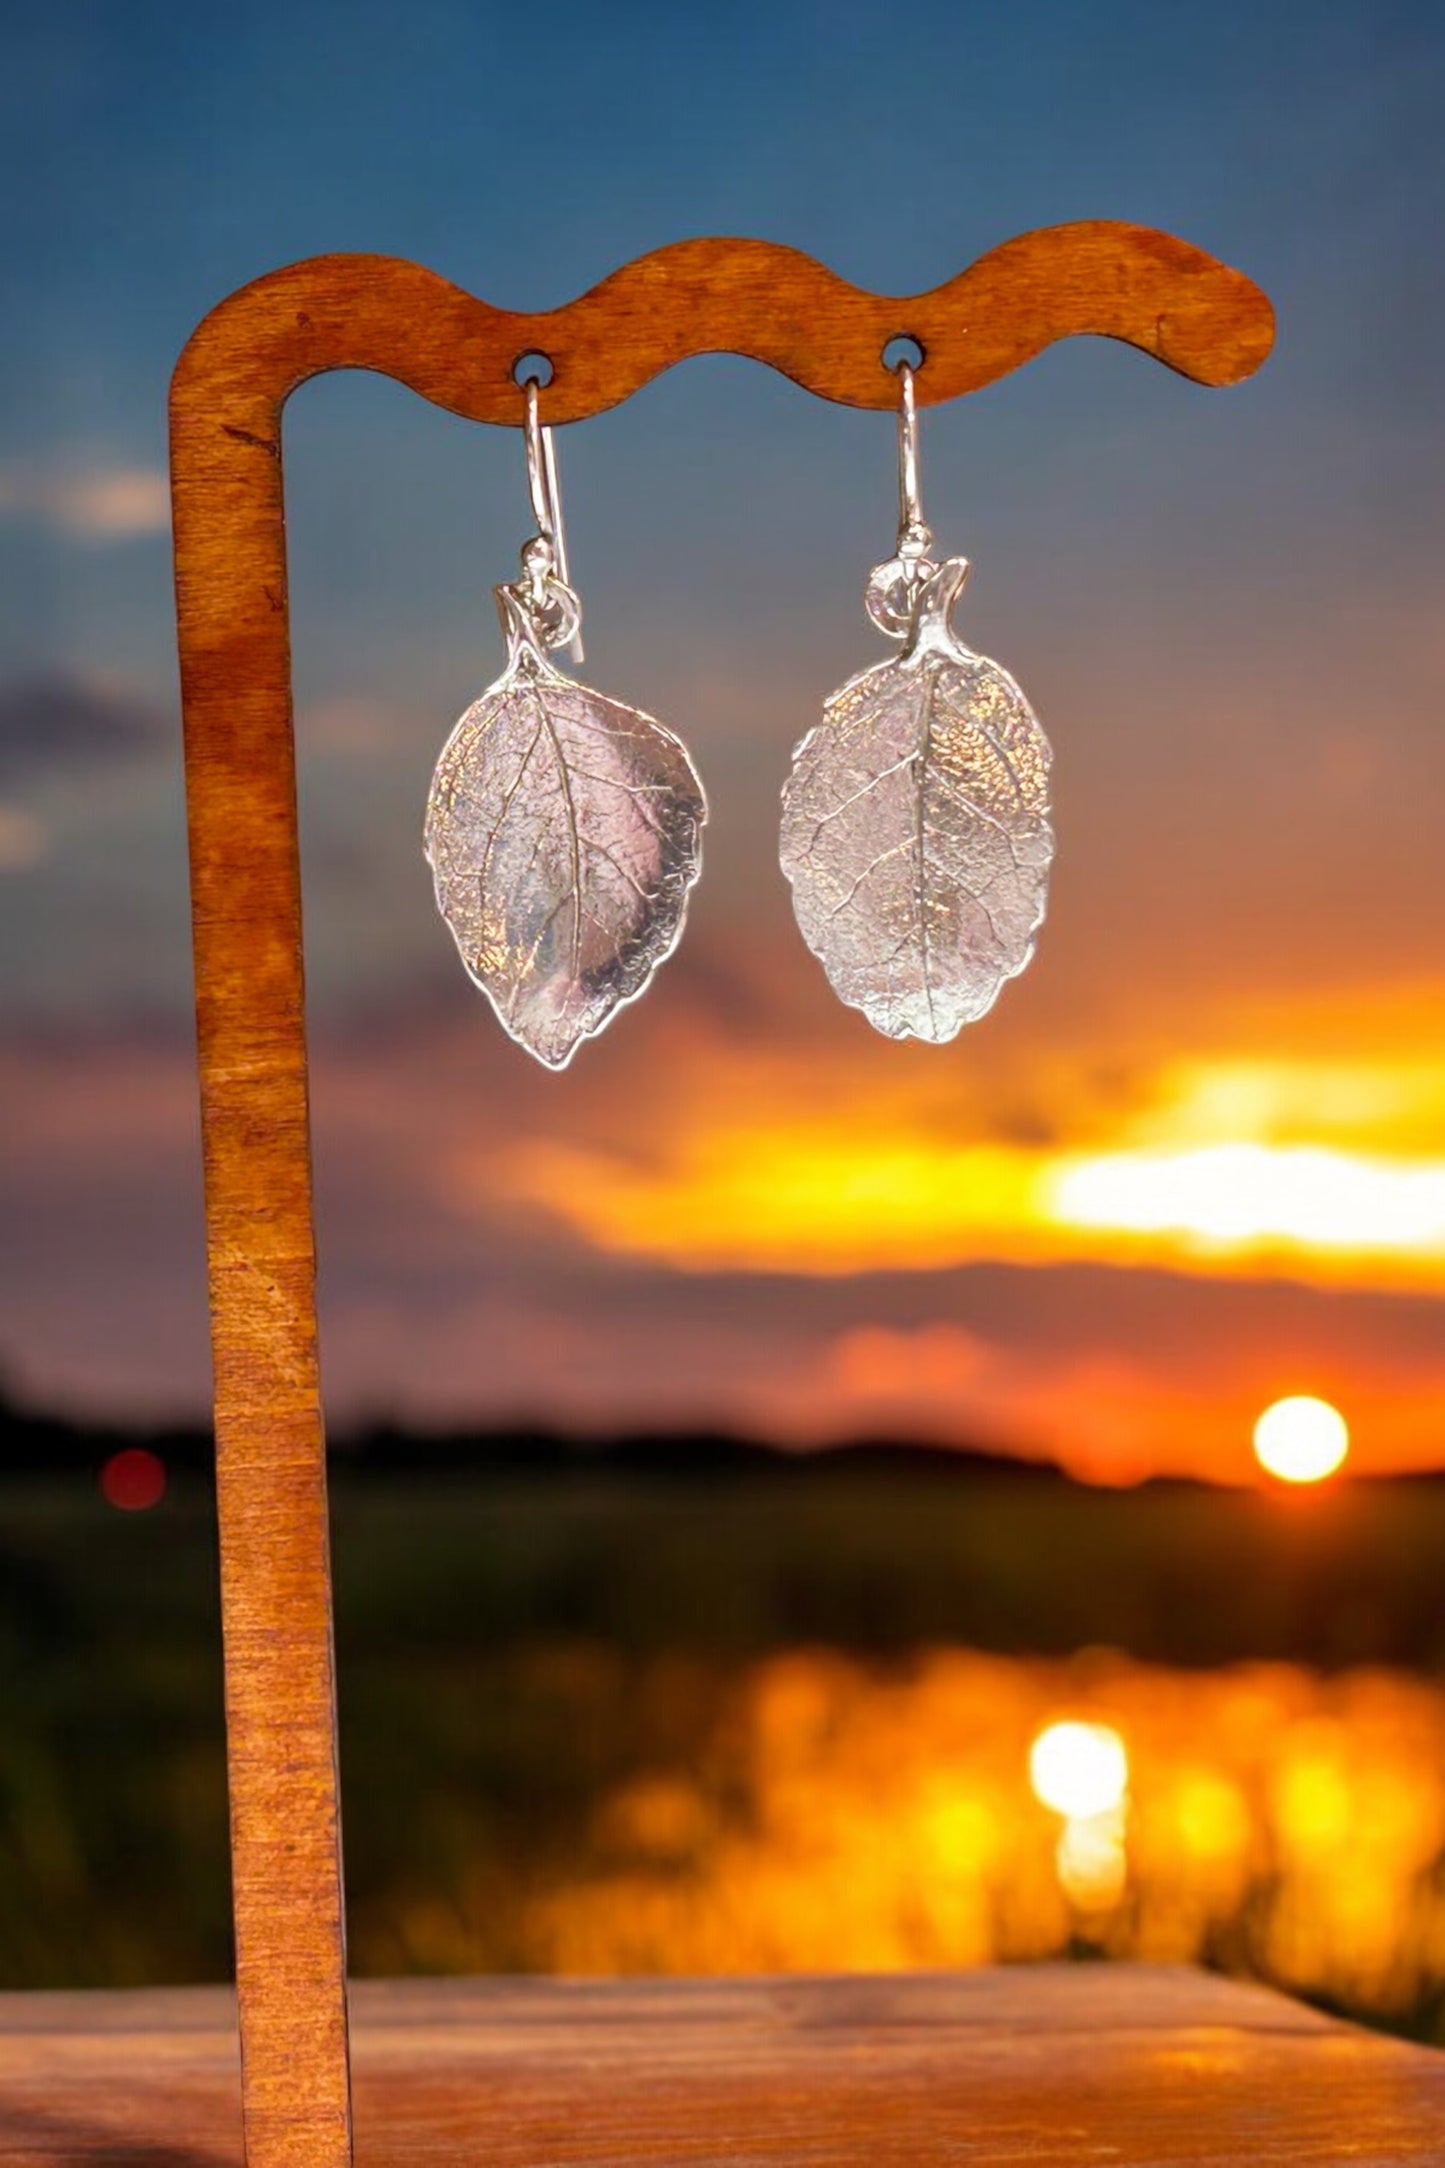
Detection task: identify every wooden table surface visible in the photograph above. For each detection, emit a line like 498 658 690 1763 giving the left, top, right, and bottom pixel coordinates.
2 1965 1442 2165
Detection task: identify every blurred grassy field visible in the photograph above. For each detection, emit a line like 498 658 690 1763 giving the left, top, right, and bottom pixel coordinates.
3 1464 1445 2028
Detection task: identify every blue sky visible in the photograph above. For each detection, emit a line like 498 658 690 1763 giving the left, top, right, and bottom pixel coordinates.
2 0 1443 1472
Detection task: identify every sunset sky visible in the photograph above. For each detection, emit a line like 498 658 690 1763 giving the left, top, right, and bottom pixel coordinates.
2 1 1442 1481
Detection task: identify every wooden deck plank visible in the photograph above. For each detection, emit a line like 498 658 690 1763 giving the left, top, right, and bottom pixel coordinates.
1 1967 1441 2166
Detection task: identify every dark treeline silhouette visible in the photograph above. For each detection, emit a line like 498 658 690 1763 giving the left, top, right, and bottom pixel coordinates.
0 1375 1070 1486
3 1374 1440 1493
0 1382 207 1477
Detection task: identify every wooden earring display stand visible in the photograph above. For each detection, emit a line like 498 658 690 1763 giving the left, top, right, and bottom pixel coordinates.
159 222 1389 2168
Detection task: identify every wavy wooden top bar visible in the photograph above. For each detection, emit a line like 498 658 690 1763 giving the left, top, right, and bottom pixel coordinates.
173 222 1274 426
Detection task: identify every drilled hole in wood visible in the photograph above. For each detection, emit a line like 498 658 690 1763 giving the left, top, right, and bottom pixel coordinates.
882 334 925 373
512 349 555 387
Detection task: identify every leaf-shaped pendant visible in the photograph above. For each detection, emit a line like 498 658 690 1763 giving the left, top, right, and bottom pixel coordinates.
426 585 705 1069
780 556 1053 1043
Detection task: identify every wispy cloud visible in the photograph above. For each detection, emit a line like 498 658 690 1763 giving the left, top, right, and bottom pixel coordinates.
0 463 169 539
0 675 163 781
0 805 48 871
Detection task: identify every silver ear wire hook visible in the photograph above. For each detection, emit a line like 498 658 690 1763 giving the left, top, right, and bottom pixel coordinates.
894 360 933 562
864 356 943 641
522 377 585 664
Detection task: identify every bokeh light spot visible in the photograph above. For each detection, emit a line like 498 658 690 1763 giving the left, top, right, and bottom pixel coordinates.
1029 1720 1129 1819
1253 1396 1349 1483
1055 1806 1129 1909
99 1447 166 1512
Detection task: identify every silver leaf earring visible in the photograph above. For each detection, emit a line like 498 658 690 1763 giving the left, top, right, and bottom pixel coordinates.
425 383 706 1069
780 360 1053 1042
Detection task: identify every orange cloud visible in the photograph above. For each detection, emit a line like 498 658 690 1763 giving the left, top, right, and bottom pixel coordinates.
488 1044 1445 1295
736 1321 1445 1485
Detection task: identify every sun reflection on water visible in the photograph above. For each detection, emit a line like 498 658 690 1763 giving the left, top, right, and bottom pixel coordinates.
1029 1720 1129 1819
1029 1721 1131 1910
493 1651 1445 2030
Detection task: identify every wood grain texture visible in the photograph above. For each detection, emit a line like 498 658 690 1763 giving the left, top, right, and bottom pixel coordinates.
169 226 1274 2168
173 224 1273 429
2 1968 1443 2166
172 300 350 2168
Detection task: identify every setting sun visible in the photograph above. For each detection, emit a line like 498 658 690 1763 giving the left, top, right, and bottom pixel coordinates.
1253 1396 1350 1484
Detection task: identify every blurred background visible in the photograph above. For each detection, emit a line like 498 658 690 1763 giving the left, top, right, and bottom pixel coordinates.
3 0 1444 2040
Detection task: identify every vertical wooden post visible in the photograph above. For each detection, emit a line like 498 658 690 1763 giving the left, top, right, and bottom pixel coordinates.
171 374 351 2166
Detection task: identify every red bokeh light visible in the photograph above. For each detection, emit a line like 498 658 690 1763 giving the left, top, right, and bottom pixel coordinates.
99 1447 167 1512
